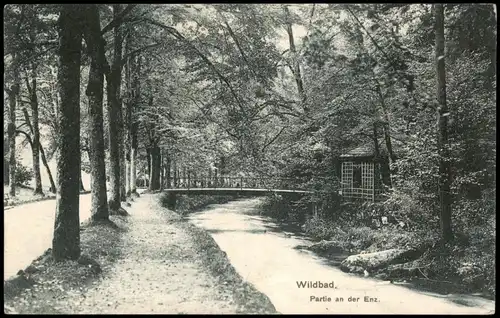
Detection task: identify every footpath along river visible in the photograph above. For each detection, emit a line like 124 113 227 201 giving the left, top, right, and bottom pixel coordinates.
188 198 495 315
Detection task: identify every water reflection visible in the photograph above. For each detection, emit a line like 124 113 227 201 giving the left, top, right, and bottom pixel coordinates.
187 198 494 314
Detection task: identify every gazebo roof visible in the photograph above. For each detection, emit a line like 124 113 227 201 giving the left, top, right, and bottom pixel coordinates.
340 138 405 159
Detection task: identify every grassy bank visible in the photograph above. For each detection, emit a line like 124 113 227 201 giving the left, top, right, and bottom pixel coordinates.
159 193 278 314
258 195 496 300
4 185 91 208
160 193 237 216
4 216 129 314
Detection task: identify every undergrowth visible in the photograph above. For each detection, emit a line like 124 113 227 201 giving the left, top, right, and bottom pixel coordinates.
160 194 236 215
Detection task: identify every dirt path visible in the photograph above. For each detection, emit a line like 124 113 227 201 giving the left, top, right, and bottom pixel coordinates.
70 193 250 314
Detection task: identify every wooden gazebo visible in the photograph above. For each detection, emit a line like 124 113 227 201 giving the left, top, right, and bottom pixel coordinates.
339 143 393 202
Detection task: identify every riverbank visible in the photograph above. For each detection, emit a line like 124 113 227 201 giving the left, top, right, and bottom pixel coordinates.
258 195 496 301
4 193 276 314
159 193 277 314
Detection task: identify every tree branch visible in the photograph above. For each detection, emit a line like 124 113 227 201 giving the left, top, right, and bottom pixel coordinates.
220 15 261 81
101 4 137 35
16 129 33 147
144 18 246 116
22 107 35 134
120 42 163 68
345 6 392 63
262 126 287 153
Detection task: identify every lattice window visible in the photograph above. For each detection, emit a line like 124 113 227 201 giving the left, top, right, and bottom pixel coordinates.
341 161 353 192
361 162 374 190
341 161 375 201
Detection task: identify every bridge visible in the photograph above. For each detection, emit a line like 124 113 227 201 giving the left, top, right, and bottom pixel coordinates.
162 176 312 196
160 175 338 216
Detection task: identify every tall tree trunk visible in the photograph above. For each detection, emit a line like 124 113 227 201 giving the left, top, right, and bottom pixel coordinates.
129 55 140 195
83 4 109 222
22 107 56 193
4 151 10 185
40 144 56 193
376 86 396 164
166 154 171 188
182 166 187 187
26 70 44 195
149 145 161 190
7 57 19 197
146 147 151 186
125 157 131 196
283 5 307 111
160 149 164 191
214 167 218 187
130 121 138 194
373 122 391 189
120 151 126 201
173 159 178 188
124 31 132 197
208 167 212 187
106 4 124 211
52 4 83 261
375 85 396 188
435 4 453 242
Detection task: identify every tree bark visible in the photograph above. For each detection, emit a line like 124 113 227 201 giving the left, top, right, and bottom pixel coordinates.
435 4 453 242
4 152 10 185
129 55 140 195
7 60 19 197
82 4 109 222
26 70 44 195
106 4 124 211
160 149 165 190
40 143 56 193
124 31 132 197
120 151 126 201
182 166 187 187
149 145 161 190
125 158 131 196
52 4 83 261
130 121 138 194
22 107 56 193
283 5 307 110
146 147 151 185
173 159 178 188
214 167 218 187
166 154 171 188
375 86 397 164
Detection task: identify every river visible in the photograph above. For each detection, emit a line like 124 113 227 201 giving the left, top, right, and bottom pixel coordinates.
188 198 495 314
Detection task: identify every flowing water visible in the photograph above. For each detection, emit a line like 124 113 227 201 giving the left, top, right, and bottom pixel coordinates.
188 198 495 314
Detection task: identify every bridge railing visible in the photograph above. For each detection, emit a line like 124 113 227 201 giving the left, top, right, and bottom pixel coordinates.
169 176 309 192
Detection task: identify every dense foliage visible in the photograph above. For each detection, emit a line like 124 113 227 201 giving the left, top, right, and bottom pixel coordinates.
4 3 495 296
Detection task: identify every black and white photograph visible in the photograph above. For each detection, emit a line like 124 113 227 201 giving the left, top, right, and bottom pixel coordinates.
3 3 496 314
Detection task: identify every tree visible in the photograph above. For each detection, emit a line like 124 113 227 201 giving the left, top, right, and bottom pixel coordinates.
24 66 44 195
435 4 453 242
82 4 110 222
6 75 19 197
52 4 84 261
106 4 126 212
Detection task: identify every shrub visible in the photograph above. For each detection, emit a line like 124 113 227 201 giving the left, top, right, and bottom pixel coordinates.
303 215 348 242
259 194 307 223
160 193 234 215
15 161 33 186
